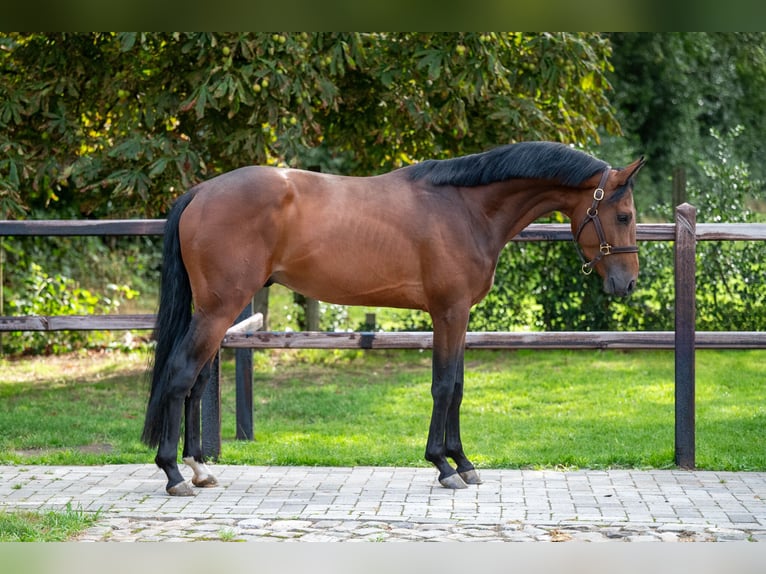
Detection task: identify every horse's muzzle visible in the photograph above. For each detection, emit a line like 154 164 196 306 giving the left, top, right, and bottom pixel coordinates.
605 274 636 297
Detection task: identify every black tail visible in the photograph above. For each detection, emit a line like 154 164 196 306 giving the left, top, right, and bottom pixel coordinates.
141 190 198 448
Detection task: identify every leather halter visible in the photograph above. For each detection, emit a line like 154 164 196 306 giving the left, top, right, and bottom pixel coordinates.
573 166 639 275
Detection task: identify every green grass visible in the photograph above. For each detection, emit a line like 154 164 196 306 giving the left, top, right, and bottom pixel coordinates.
0 348 764 471
0 351 154 464
0 504 99 541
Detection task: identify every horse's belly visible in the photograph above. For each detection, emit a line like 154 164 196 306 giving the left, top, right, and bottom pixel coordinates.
271 265 428 311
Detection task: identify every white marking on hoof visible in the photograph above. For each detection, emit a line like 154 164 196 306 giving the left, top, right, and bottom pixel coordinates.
167 481 196 496
192 474 219 488
459 469 482 485
439 473 468 489
183 456 219 488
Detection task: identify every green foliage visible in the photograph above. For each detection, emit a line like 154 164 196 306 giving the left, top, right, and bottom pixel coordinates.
1 207 161 355
616 128 765 333
689 128 765 330
3 262 138 354
2 227 160 301
605 32 766 212
0 32 618 218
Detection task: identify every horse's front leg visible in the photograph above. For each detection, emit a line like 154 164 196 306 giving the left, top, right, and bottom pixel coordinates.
425 311 471 489
182 360 219 488
445 352 482 485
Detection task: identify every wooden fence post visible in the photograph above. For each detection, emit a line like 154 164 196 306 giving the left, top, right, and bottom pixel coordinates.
306 298 320 331
674 203 697 469
201 302 255 457
254 286 270 330
235 302 254 440
201 351 221 460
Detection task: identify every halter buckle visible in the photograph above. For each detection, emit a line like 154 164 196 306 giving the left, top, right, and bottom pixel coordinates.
600 243 612 255
593 188 605 201
581 263 593 275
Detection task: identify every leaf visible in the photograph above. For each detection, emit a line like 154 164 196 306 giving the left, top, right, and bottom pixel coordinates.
148 158 169 177
380 69 395 87
416 49 443 82
118 33 137 52
194 85 209 119
580 72 596 91
212 76 231 99
108 139 142 161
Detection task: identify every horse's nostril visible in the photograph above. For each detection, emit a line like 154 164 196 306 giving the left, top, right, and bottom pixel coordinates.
608 276 635 297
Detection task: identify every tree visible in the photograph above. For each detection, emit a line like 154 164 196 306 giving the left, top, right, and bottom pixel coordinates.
1 32 620 218
603 32 766 215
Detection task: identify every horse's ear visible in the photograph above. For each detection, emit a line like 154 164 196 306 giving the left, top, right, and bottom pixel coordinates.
616 156 646 186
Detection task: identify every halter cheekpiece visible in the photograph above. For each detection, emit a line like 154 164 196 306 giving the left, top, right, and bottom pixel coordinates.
573 166 639 275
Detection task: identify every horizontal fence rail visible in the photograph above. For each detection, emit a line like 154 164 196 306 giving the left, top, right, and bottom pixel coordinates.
4 218 766 241
0 219 165 236
0 314 156 332
221 330 766 350
2 211 765 468
2 315 764 350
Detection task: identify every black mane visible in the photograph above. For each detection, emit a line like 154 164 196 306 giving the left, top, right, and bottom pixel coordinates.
405 142 608 188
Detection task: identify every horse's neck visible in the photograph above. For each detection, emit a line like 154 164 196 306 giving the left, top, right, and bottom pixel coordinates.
465 179 581 249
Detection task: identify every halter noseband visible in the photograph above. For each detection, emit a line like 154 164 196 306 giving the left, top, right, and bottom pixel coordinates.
573 166 639 275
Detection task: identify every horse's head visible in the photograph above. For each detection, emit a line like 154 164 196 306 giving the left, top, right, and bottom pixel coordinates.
571 157 645 297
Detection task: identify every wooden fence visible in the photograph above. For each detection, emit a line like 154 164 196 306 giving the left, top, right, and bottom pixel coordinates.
2 204 765 468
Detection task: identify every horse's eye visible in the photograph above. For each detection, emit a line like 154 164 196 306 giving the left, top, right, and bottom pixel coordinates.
617 213 631 225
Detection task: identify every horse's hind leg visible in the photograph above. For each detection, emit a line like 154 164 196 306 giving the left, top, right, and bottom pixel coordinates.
156 317 231 496
182 360 219 488
154 350 196 496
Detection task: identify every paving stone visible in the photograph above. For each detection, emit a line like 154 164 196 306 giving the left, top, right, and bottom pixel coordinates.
571 531 610 542
238 518 270 529
298 533 340 542
269 519 314 531
3 464 766 542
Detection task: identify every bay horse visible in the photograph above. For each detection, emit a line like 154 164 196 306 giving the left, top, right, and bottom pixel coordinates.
142 141 645 495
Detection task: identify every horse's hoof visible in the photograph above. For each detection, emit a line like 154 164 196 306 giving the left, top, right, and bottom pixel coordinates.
192 474 219 488
459 469 483 485
439 473 468 489
167 481 196 496
183 457 218 488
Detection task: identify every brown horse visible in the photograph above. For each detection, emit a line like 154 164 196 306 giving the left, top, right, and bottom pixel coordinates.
142 141 645 495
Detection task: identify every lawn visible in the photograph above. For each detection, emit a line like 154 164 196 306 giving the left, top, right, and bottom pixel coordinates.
0 504 98 542
0 348 763 471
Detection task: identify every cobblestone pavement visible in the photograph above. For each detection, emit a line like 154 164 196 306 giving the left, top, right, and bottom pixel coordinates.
1 464 765 542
